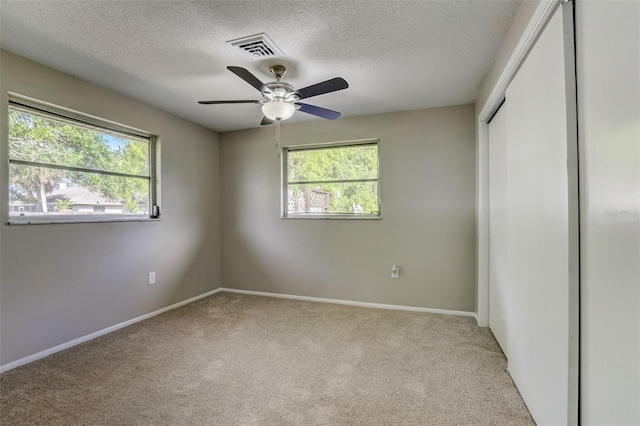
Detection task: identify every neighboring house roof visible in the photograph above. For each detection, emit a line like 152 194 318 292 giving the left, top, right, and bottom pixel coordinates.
47 187 123 206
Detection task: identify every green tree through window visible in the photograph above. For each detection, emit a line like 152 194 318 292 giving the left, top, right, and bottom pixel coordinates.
284 141 379 217
8 102 153 220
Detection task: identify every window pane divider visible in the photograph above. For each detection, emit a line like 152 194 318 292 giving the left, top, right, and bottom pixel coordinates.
9 159 150 180
288 178 378 185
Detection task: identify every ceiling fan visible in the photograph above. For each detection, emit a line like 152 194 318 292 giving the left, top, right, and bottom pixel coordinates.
198 65 348 125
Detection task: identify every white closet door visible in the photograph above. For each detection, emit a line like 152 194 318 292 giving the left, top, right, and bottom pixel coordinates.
488 104 508 357
504 5 571 425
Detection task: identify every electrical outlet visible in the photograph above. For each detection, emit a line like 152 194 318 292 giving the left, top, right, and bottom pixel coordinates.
148 272 156 285
391 265 400 279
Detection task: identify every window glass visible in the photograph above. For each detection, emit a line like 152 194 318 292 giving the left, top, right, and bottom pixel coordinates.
284 141 380 218
8 101 155 222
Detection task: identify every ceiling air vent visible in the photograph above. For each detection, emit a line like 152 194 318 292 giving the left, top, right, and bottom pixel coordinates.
226 33 284 59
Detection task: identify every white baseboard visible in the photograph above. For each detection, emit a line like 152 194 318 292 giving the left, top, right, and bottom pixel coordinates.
2 287 477 373
220 288 478 319
0 288 223 373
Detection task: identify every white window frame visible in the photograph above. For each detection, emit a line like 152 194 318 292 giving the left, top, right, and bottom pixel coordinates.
281 138 381 220
7 95 159 225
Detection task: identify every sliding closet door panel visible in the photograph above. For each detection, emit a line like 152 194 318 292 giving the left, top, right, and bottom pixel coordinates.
578 1 640 423
488 104 509 357
504 6 570 425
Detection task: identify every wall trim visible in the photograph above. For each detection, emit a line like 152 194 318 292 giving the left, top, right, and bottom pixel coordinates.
476 0 561 327
478 0 562 122
220 288 478 319
0 288 223 373
1 287 477 373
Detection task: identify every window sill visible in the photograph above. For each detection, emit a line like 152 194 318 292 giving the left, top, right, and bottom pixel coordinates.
8 215 160 225
281 214 381 220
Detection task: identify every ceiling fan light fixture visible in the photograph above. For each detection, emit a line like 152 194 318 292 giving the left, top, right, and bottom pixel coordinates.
262 101 295 121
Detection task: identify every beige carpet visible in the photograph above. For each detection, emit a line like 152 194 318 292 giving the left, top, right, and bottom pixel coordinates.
1 292 534 425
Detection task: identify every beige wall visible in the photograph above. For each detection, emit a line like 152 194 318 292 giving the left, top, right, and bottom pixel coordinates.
0 50 221 365
220 105 476 312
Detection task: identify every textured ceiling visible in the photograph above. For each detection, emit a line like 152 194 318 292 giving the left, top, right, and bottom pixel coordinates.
0 0 520 132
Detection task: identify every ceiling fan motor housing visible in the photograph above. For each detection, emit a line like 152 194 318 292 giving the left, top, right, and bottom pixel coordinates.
265 82 298 103
265 66 299 104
